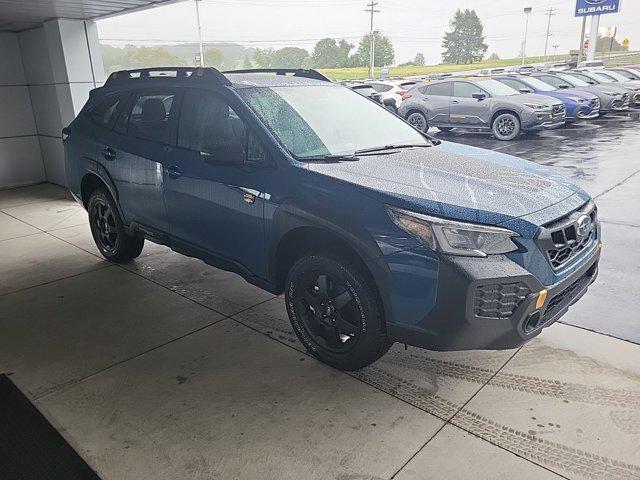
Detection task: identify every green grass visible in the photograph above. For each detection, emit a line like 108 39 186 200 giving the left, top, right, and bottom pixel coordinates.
317 52 640 81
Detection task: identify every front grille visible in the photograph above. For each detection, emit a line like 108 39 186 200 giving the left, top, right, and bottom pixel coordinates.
544 265 596 320
538 202 597 270
473 282 531 319
553 104 565 115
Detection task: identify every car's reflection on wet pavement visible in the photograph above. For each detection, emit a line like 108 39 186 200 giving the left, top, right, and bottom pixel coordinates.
432 111 640 345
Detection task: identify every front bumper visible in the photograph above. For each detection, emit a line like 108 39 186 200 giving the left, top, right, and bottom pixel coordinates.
387 244 601 351
522 110 566 130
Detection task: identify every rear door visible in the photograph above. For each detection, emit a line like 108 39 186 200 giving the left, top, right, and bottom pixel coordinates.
450 81 491 126
106 89 179 233
422 82 451 125
163 88 268 275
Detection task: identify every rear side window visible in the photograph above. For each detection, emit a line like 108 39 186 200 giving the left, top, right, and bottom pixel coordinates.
453 82 484 98
371 83 393 93
127 93 176 143
89 94 123 128
425 83 451 96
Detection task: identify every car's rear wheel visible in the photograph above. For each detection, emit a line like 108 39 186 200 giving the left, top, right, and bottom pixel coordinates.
88 188 144 263
437 126 454 132
406 111 428 132
285 254 392 370
492 112 521 141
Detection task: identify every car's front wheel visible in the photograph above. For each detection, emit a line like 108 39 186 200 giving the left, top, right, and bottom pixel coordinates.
492 112 521 141
285 254 392 370
406 111 428 132
88 188 144 263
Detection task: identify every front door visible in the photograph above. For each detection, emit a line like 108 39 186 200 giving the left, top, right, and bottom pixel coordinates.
450 81 491 127
163 88 268 276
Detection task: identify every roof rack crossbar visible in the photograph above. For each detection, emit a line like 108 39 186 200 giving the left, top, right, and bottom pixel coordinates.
222 68 331 82
104 67 231 87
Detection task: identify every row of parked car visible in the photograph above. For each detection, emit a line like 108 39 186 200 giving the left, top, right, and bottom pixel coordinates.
350 66 640 141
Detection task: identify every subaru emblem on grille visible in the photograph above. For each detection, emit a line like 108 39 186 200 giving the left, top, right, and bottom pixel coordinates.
576 214 592 238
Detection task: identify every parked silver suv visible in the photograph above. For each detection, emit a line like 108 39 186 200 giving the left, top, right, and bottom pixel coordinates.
399 78 566 140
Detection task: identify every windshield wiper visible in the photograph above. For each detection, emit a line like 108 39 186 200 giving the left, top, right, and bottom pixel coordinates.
298 153 360 162
354 143 435 155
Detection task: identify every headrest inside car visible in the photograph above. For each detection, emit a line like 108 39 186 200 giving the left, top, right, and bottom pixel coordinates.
141 98 166 122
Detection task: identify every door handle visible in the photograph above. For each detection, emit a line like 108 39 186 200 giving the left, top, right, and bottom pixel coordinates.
451 100 460 104
166 165 182 179
102 147 116 161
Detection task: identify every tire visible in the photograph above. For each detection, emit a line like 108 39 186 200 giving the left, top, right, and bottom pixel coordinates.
88 188 144 263
406 111 428 132
491 112 521 141
285 254 392 370
437 126 454 132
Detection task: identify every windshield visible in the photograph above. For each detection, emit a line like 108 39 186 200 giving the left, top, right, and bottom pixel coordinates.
601 71 630 82
239 85 429 159
558 73 590 87
475 79 519 96
524 77 556 91
589 72 614 83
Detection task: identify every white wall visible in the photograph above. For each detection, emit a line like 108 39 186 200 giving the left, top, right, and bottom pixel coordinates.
0 32 45 188
0 19 105 189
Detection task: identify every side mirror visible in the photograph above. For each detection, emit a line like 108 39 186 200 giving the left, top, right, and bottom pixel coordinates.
472 92 486 101
558 84 570 89
201 142 245 166
519 88 533 93
587 80 596 85
382 98 398 113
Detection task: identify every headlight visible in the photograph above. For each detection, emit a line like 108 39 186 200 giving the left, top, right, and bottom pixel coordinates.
387 206 520 257
566 96 585 103
523 103 548 110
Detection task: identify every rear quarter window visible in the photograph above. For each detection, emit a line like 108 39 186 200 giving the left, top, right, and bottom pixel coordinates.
89 94 123 128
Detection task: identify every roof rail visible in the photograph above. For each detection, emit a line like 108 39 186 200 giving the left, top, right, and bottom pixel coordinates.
222 68 332 82
104 67 231 87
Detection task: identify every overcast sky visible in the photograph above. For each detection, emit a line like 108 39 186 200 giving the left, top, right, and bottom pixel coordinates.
97 0 639 64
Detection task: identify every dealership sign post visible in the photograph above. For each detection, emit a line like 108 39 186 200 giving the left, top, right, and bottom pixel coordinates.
575 0 622 61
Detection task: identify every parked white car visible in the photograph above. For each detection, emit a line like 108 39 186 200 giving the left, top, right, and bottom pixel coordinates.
369 79 418 108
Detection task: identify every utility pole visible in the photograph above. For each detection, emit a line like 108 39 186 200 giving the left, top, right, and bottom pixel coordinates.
543 7 556 59
365 1 379 79
577 16 587 64
194 0 205 67
522 7 532 66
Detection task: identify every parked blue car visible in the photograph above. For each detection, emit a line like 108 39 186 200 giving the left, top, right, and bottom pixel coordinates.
63 67 601 370
494 74 600 121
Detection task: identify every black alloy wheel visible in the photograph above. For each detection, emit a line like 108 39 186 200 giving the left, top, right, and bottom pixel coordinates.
285 255 392 370
292 271 361 353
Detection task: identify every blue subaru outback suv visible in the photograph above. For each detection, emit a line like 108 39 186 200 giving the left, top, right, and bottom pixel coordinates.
64 67 601 370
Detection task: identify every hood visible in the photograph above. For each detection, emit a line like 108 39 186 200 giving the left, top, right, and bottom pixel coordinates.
306 141 583 226
563 88 598 100
590 83 632 95
513 92 563 107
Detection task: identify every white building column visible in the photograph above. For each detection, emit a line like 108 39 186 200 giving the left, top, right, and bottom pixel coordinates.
18 19 105 187
0 32 44 188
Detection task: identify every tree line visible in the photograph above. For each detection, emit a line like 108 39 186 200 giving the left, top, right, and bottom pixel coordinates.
102 9 507 74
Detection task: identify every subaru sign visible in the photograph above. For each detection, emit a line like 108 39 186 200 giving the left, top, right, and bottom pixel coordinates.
575 0 621 17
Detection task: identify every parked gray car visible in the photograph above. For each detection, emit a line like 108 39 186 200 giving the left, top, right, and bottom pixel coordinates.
530 72 630 114
398 78 566 141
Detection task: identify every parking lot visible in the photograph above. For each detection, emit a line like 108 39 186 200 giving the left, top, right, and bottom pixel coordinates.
1 110 639 480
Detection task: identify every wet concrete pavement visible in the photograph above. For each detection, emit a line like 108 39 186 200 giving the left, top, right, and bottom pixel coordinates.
432 111 640 345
